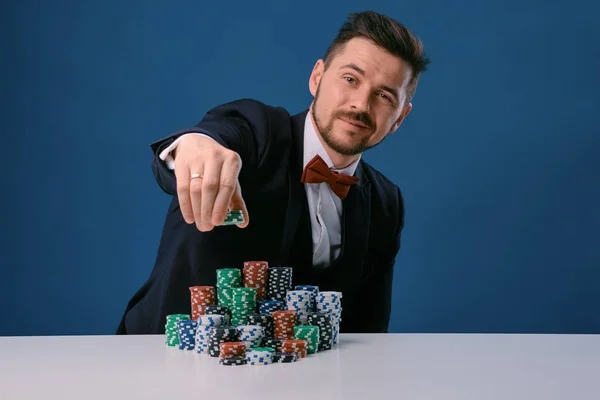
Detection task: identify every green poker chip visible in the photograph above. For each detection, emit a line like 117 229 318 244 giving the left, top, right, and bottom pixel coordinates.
165 314 190 346
220 210 245 226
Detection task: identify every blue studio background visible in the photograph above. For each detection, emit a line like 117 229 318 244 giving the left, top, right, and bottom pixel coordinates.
2 0 599 336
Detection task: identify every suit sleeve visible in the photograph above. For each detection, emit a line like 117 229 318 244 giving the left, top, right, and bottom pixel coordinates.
354 186 405 333
149 99 277 195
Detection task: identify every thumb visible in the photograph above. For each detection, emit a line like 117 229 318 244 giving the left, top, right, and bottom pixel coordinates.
229 181 249 228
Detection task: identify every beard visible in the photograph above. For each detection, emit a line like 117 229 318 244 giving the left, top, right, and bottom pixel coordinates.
310 84 383 156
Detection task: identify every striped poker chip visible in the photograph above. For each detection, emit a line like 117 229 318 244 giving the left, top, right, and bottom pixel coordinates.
216 268 242 288
259 300 284 315
197 314 225 326
204 305 231 324
230 287 258 325
207 325 240 357
165 314 190 347
217 288 234 307
247 314 274 338
307 313 333 351
236 325 264 349
195 312 227 354
261 337 282 352
294 325 320 354
243 261 269 301
177 319 198 351
272 310 298 340
219 341 247 359
246 347 274 365
279 339 308 359
195 325 213 354
295 285 319 310
316 292 343 345
220 210 245 226
272 352 297 363
188 286 216 321
266 267 292 302
286 290 313 325
219 356 247 366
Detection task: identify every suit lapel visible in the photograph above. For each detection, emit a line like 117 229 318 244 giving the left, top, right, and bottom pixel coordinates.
277 110 312 268
277 108 372 287
333 161 372 289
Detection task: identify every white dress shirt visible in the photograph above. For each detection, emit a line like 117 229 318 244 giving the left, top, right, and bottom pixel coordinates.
158 112 361 268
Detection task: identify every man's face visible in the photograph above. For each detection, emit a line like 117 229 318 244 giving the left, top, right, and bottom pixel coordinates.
309 37 413 156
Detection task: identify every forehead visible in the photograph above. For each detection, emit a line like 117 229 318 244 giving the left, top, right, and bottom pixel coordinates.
330 37 412 90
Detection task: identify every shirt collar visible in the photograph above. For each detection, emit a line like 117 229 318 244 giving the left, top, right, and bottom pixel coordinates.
302 111 361 175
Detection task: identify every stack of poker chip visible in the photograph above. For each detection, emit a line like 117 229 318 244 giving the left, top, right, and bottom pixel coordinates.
247 313 274 338
286 290 313 325
307 312 333 351
219 341 246 359
259 300 285 315
231 287 257 324
293 325 320 354
219 356 247 366
243 261 268 301
177 319 198 350
272 310 298 339
236 325 264 349
164 264 346 366
165 314 190 347
195 314 226 354
316 291 343 345
207 325 240 357
189 286 216 321
294 285 319 311
272 352 298 363
204 305 231 324
280 339 308 359
216 268 242 307
266 266 292 301
246 347 275 365
261 337 282 351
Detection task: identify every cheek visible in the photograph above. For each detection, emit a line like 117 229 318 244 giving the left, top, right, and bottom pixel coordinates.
372 115 396 137
323 80 346 106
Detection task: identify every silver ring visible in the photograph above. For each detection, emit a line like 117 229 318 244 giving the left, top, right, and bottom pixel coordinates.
190 173 202 180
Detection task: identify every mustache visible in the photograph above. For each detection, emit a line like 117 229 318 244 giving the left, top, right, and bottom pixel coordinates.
336 111 374 129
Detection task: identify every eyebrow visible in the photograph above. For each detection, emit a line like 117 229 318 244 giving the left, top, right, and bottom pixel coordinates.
340 63 400 101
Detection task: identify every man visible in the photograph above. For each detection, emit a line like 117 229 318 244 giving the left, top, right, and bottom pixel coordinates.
117 10 430 335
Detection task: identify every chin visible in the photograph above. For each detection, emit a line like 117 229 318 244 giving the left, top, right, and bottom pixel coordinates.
330 136 364 154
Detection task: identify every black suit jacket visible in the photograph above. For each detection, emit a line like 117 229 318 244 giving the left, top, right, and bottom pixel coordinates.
117 98 405 335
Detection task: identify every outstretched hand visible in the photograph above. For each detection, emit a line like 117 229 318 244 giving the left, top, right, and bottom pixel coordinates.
173 134 249 232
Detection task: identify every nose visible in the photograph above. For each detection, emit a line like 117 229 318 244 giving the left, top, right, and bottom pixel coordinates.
349 89 371 113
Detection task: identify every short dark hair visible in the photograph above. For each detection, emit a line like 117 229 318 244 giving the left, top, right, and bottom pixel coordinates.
323 10 431 104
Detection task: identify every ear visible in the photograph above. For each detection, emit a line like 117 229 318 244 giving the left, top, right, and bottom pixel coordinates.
389 102 412 134
309 59 325 97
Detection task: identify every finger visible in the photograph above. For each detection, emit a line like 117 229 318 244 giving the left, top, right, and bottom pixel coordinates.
230 181 249 228
199 158 222 231
175 160 194 224
211 153 242 226
189 171 204 230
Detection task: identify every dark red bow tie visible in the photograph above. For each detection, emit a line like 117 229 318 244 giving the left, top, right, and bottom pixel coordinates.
300 154 359 199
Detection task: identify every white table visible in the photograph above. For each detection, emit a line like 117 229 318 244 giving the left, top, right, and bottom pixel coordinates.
0 333 598 400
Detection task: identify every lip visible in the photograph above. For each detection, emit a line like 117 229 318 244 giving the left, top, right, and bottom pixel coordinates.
339 117 369 130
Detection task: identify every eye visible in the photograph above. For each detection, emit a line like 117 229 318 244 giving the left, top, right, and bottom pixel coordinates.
379 93 392 103
344 76 356 84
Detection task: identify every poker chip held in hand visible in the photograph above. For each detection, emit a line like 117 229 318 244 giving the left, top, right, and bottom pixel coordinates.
219 209 245 226
164 260 343 366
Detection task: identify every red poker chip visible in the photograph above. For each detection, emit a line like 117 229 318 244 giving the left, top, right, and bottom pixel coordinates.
189 286 216 320
219 341 247 359
243 261 269 301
